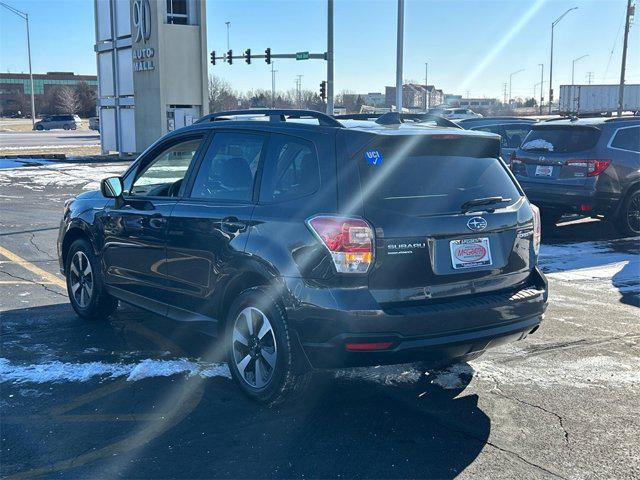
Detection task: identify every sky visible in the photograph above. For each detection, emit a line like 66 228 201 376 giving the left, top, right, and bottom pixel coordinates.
0 0 638 100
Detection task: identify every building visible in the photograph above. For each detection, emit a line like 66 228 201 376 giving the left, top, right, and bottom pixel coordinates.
94 0 209 154
458 98 499 109
0 71 97 116
365 92 385 108
384 84 444 110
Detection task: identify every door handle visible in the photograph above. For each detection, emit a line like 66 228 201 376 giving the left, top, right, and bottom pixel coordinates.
148 213 166 229
221 216 246 234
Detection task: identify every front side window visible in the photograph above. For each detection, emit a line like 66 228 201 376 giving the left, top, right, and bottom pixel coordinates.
129 136 203 197
260 135 319 203
190 132 264 202
610 126 640 153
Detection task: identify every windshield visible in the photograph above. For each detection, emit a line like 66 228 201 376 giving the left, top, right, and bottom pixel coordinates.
357 136 521 216
521 127 601 153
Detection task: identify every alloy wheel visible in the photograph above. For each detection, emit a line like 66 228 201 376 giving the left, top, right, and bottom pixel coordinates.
69 251 93 308
232 307 277 389
627 192 640 234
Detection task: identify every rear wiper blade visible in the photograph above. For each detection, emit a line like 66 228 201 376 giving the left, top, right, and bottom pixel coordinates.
460 196 512 213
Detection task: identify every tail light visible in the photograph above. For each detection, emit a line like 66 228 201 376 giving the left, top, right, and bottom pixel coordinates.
307 215 374 273
565 159 611 176
530 204 541 255
509 152 522 171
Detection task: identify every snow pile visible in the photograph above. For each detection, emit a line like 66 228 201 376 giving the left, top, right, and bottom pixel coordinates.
0 162 128 191
522 139 554 151
0 357 231 384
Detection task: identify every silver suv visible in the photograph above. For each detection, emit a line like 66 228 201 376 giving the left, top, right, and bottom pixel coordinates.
33 114 81 131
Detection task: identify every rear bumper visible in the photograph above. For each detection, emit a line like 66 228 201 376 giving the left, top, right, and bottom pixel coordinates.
286 268 548 369
518 180 620 215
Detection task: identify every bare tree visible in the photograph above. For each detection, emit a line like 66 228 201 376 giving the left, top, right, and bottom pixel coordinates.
75 82 98 117
54 85 81 114
208 75 239 112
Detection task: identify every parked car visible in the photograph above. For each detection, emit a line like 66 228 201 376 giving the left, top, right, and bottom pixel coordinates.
89 116 100 132
510 116 640 235
457 117 537 159
33 114 81 131
443 108 483 120
57 109 547 404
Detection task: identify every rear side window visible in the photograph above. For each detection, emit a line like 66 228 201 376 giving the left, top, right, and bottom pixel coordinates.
356 136 521 217
610 126 640 152
190 132 264 202
521 127 600 153
260 134 319 203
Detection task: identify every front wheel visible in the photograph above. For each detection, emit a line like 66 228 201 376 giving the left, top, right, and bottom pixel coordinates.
226 287 310 405
616 189 640 237
65 239 118 319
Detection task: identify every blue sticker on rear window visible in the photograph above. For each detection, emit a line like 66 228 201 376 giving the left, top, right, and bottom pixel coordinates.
364 150 383 166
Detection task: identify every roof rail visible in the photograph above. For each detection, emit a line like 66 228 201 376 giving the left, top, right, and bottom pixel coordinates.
604 114 640 122
333 113 383 120
195 109 343 127
375 112 463 129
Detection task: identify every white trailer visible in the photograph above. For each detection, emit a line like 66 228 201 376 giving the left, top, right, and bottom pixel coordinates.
559 84 640 115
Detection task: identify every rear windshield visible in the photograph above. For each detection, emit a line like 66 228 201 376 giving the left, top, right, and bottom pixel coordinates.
521 126 601 153
356 136 521 216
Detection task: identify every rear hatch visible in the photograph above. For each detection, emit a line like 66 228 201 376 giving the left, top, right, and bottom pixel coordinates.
350 133 535 304
512 125 604 186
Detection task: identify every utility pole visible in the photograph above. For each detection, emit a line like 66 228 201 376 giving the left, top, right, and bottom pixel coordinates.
503 83 508 106
618 0 633 116
571 54 588 85
0 2 36 126
271 62 277 108
395 0 404 112
549 7 578 113
586 71 594 84
539 63 544 114
326 0 334 115
295 74 304 108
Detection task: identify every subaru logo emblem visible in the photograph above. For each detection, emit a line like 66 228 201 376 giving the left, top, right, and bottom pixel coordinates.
467 217 487 232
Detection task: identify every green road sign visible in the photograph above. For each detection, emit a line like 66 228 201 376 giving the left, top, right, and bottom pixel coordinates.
296 51 310 61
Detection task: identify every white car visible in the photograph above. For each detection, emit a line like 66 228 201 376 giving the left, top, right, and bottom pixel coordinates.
443 108 483 120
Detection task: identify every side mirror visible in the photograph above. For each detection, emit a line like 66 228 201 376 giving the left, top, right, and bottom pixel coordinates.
100 176 124 199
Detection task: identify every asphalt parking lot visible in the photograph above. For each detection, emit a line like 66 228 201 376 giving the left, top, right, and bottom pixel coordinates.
1 161 639 479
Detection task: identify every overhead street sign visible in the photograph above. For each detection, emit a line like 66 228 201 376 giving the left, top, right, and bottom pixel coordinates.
296 51 310 60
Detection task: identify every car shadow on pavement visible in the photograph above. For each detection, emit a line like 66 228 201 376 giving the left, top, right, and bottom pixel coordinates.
1 302 489 479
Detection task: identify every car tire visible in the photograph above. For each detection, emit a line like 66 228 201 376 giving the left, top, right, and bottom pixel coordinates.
225 286 311 405
35 124 44 131
616 188 640 237
65 239 118 319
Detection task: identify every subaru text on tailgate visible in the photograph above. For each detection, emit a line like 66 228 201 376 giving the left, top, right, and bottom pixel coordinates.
58 109 548 404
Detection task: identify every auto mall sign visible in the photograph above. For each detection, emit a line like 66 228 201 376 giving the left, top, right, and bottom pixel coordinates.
132 0 155 72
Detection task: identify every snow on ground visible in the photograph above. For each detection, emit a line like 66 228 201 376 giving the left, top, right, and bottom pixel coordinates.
0 161 128 191
0 144 100 152
539 239 639 294
0 357 230 384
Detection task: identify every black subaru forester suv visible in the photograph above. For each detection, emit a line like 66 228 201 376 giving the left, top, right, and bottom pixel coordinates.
58 110 547 404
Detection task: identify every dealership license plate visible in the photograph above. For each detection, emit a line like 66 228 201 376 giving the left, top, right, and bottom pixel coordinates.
535 165 554 177
450 238 493 269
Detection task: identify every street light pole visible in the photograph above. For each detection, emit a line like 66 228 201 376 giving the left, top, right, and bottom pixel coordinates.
225 21 230 51
549 7 578 114
424 62 428 111
509 69 524 108
618 0 633 116
571 54 588 85
0 1 36 126
539 63 544 114
395 0 404 112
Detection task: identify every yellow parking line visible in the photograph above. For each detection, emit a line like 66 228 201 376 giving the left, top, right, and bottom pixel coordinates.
0 245 65 288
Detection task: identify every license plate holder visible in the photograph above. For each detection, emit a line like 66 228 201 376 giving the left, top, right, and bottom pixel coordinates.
535 165 554 177
450 237 493 269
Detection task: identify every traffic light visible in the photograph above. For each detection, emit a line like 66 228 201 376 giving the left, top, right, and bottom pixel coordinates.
244 48 251 64
265 48 271 64
226 49 233 65
210 50 216 66
319 81 326 101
